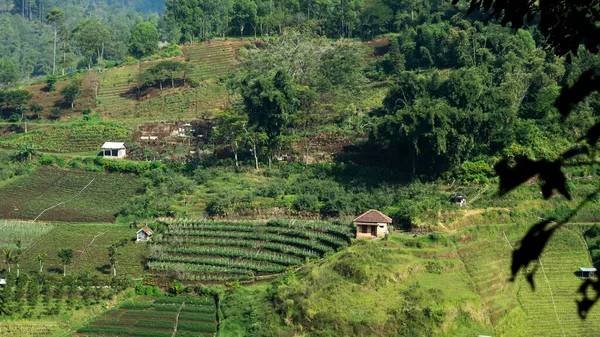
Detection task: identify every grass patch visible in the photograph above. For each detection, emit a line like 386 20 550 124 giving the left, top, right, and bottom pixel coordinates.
0 220 55 249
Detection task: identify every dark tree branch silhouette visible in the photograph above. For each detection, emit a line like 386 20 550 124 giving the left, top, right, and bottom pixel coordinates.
455 0 600 319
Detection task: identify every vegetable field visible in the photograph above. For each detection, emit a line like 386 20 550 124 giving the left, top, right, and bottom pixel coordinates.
0 123 131 153
76 296 217 337
0 167 143 222
181 41 239 80
148 219 354 283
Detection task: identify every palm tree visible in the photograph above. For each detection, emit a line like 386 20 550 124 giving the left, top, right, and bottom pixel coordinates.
35 253 47 273
14 143 36 162
57 248 73 277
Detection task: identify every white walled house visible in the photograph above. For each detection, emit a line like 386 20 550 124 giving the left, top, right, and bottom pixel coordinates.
136 226 154 242
101 142 127 159
354 209 392 238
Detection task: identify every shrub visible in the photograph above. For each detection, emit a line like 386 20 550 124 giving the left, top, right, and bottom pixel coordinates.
292 194 320 212
45 75 57 91
8 113 20 123
169 280 183 295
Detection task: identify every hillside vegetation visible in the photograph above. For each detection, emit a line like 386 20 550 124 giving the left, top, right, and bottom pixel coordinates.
218 224 599 337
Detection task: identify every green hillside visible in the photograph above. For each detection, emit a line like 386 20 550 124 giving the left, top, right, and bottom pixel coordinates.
217 224 598 337
460 225 598 337
0 167 143 222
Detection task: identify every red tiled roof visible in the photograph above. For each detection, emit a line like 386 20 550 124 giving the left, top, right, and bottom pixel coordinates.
353 210 392 224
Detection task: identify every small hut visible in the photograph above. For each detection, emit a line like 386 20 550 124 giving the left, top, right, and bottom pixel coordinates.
101 142 127 159
0 279 6 286
353 210 392 238
451 193 467 207
578 267 597 279
136 226 154 242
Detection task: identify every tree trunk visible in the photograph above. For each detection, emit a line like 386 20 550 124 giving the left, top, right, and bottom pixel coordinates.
16 264 19 277
52 29 57 74
171 76 174 88
112 263 116 277
39 261 43 273
233 143 239 167
253 144 259 170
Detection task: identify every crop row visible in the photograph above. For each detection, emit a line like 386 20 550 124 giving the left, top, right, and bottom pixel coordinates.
78 326 172 337
154 297 214 305
149 254 286 273
120 310 177 320
160 246 304 265
179 312 215 322
177 321 217 333
154 304 215 314
167 225 348 248
157 237 319 259
162 218 354 237
148 271 253 282
163 230 335 254
148 261 255 276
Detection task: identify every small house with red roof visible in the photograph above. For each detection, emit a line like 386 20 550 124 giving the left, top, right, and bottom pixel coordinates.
353 210 392 238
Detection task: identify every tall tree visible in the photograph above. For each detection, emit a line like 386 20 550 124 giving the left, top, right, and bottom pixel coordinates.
46 8 65 75
129 22 160 58
233 0 257 38
60 79 82 109
213 107 248 167
57 248 73 277
240 69 298 167
0 59 19 88
72 18 111 69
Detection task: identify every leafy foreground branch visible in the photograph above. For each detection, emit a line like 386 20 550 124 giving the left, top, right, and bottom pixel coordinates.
453 0 600 320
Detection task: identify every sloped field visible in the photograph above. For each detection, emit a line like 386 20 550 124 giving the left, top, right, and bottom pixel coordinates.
76 296 217 337
0 123 131 153
147 219 354 283
0 167 143 222
19 222 147 277
182 41 240 80
458 224 599 337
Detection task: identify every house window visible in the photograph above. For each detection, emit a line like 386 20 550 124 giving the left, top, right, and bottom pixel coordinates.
112 149 118 156
361 225 368 233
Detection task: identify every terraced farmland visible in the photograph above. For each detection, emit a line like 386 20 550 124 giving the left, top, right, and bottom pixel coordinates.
0 167 143 222
148 219 354 283
96 65 139 118
76 296 217 337
182 41 240 80
458 225 600 337
0 123 131 153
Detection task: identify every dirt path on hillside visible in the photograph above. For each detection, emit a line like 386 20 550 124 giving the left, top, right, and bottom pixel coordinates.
172 301 185 337
73 230 106 268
